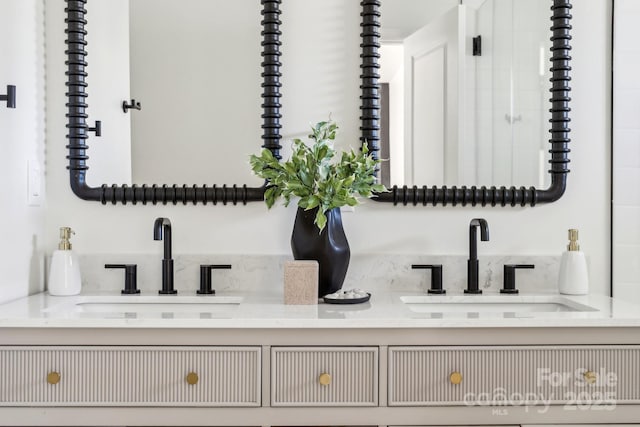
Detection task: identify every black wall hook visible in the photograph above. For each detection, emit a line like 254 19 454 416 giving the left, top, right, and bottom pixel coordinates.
1 85 16 109
122 99 141 113
88 120 102 137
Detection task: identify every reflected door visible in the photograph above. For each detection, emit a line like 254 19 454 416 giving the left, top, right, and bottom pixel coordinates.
404 5 465 185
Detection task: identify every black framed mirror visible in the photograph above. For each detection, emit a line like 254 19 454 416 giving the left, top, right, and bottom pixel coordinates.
360 0 572 206
65 0 282 205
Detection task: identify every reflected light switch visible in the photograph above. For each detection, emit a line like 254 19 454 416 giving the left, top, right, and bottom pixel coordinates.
27 160 42 206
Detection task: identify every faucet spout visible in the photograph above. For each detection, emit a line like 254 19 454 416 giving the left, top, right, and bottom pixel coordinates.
469 218 489 260
154 217 176 294
153 217 172 260
467 218 489 294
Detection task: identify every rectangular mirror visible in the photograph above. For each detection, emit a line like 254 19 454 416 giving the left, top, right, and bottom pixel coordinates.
65 0 282 205
360 0 572 207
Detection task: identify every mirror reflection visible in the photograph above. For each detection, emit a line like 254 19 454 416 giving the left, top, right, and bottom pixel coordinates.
86 0 264 186
379 0 552 189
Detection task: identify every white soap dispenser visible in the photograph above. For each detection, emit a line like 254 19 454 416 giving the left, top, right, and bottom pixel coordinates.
48 227 82 296
557 229 588 295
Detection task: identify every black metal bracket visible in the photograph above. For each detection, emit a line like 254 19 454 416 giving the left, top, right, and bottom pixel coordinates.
64 0 282 205
88 120 101 137
0 85 16 109
122 99 141 113
473 35 482 56
360 0 572 207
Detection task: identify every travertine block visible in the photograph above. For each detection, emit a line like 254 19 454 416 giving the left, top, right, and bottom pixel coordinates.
283 260 318 305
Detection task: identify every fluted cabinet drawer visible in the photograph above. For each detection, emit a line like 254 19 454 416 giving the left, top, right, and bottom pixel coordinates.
389 345 640 406
0 346 261 406
271 347 378 407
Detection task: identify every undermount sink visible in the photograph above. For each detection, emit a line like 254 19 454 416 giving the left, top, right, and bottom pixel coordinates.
43 295 242 319
400 295 598 314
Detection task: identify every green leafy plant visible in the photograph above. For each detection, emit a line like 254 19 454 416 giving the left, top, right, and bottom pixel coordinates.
250 120 387 231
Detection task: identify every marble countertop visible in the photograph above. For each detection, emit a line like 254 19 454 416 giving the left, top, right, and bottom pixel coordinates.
1 290 640 329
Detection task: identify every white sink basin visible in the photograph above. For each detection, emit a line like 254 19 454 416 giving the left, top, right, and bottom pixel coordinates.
43 295 242 319
400 295 598 314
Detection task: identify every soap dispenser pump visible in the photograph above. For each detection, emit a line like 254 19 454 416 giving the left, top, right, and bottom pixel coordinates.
48 227 82 296
557 229 588 295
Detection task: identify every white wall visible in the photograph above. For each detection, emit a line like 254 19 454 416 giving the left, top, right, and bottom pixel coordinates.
44 0 612 296
0 0 46 303
613 0 640 302
380 0 458 42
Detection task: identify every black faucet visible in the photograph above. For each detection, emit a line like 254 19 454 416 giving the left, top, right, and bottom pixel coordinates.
466 218 489 294
154 217 176 294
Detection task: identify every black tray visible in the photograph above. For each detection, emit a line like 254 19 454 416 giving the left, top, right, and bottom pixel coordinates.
323 293 371 305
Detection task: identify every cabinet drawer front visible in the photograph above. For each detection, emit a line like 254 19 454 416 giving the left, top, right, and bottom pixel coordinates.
0 346 260 407
271 347 378 407
389 346 640 406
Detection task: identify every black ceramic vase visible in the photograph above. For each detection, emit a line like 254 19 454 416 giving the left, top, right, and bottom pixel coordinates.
291 207 350 297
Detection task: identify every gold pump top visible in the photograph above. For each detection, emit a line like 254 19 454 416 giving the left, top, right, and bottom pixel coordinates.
567 229 580 251
58 227 75 250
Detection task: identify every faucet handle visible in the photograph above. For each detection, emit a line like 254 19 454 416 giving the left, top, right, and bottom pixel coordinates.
412 264 445 294
501 264 535 294
105 264 139 294
198 264 232 295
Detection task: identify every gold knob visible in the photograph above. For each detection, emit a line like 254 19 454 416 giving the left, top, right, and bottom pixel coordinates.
318 373 331 386
47 372 61 385
186 372 199 385
449 371 463 385
584 370 597 385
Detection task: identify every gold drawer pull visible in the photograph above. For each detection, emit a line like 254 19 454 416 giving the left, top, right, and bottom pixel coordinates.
449 371 463 385
186 372 199 385
47 372 61 385
318 372 331 386
584 370 597 385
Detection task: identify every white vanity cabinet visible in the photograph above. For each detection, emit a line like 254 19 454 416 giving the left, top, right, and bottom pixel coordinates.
0 346 261 407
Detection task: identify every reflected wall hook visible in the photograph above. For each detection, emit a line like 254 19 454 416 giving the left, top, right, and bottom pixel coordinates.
88 120 102 137
1 85 16 109
504 114 522 125
122 99 141 113
472 36 482 56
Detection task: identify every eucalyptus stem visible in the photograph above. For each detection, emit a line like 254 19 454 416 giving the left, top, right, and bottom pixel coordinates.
249 120 387 231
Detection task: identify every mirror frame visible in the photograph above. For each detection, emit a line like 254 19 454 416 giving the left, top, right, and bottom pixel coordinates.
65 0 282 205
360 0 572 207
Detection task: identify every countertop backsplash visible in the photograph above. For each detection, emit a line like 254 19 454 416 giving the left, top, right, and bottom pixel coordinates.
77 255 562 297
